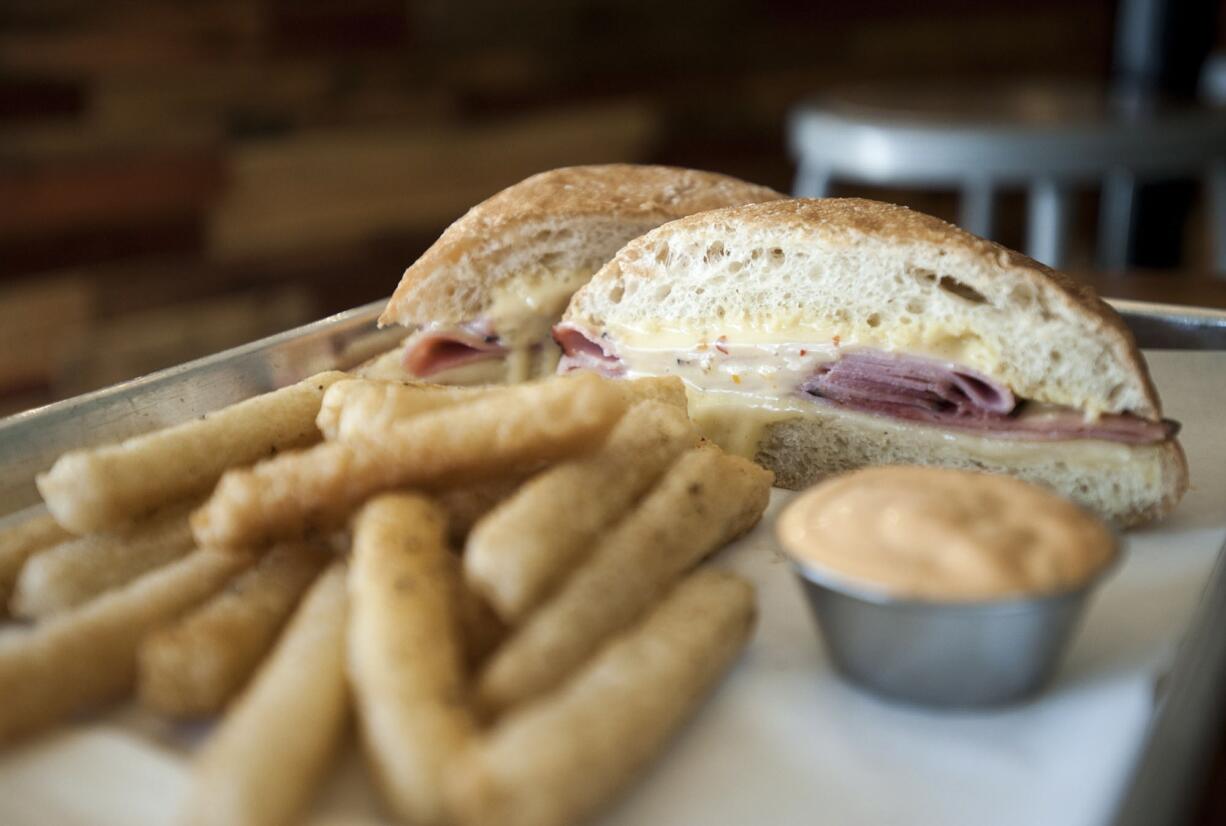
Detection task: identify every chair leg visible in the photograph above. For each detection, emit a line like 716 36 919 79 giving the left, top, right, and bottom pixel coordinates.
793 161 831 198
1026 178 1072 268
1097 170 1137 272
959 181 995 239
1210 159 1226 277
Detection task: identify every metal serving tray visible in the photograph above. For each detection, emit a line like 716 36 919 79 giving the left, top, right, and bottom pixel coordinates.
0 301 404 517
0 297 1223 826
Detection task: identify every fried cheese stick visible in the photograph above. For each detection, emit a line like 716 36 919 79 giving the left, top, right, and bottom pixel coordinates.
0 511 72 612
448 569 756 826
477 445 771 713
10 501 196 619
613 375 688 410
183 564 349 826
192 373 626 549
348 494 474 826
37 371 347 534
465 400 698 622
318 375 686 444
0 549 248 742
316 379 486 441
138 541 330 717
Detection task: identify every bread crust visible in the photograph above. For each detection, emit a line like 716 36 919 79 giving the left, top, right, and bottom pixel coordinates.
380 165 784 328
754 406 1188 528
1138 438 1190 526
566 197 1163 419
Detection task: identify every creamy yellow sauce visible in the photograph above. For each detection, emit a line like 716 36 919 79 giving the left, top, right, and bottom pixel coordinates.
776 466 1116 601
415 268 585 386
612 323 988 364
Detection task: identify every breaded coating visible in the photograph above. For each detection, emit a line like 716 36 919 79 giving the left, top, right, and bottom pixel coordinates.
192 373 627 549
348 494 475 826
448 569 756 826
37 371 347 533
11 500 196 619
0 512 72 612
317 379 486 441
0 549 248 742
138 541 330 717
477 445 771 713
465 400 698 622
613 376 689 410
317 376 685 444
183 564 349 826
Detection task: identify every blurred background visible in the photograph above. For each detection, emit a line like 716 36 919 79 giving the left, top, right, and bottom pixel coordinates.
2 0 1224 415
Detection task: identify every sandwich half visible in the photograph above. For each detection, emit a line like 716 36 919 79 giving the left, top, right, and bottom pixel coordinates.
557 198 1187 526
378 164 784 384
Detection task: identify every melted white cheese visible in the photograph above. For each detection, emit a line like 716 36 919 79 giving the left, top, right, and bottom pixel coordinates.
485 270 592 349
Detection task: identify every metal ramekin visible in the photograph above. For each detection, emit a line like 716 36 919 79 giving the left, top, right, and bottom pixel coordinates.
785 548 1118 709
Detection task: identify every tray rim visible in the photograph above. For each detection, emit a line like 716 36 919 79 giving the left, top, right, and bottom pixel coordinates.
0 300 389 431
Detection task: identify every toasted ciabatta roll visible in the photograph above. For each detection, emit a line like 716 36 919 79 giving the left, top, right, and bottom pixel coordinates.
557 198 1187 526
378 164 784 385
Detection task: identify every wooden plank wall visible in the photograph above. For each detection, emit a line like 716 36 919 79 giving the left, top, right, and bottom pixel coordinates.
0 0 1123 414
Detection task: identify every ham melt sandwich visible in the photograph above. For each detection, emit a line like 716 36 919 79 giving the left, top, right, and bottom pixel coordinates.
556 198 1187 526
378 165 784 384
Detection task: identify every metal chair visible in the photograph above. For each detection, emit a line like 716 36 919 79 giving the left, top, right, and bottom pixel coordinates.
787 81 1226 272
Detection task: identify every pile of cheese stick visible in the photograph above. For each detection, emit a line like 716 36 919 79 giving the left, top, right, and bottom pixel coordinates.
0 368 772 826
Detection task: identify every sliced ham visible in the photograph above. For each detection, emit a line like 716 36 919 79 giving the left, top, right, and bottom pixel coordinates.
553 323 625 377
801 349 1176 444
802 350 1015 420
402 321 506 377
552 327 1176 445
